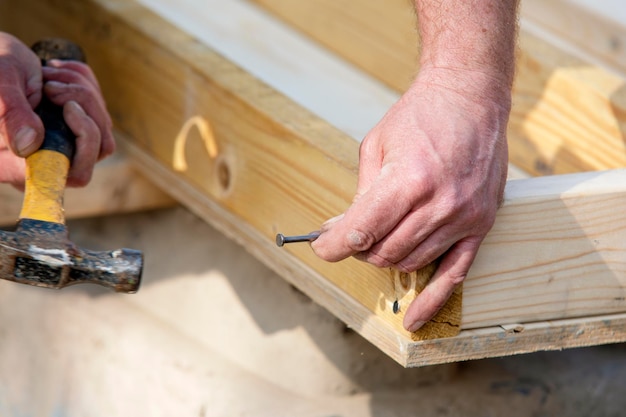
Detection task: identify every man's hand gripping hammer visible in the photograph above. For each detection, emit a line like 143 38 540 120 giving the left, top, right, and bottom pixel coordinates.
0 38 142 293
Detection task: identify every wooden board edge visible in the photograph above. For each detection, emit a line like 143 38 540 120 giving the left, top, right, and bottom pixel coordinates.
405 312 626 367
120 136 415 366
123 135 626 369
5 0 626 366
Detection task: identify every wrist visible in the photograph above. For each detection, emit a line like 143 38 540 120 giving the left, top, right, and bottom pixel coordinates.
413 66 513 111
414 0 519 100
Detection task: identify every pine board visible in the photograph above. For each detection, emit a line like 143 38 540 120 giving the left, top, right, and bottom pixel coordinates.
250 0 626 176
2 0 626 365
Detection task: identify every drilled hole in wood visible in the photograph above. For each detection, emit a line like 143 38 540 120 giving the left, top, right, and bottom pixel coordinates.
217 159 231 191
393 300 400 314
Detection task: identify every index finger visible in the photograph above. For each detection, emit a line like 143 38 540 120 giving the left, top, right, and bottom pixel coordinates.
402 238 480 332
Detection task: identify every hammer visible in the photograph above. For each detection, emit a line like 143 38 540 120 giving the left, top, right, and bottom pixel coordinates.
0 38 142 293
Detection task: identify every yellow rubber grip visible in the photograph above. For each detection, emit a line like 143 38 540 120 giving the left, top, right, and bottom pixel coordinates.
19 149 69 224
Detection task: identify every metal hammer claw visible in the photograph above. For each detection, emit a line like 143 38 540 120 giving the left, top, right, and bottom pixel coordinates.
0 38 142 293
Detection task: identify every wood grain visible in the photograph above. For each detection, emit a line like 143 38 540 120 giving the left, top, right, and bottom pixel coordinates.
250 0 626 176
250 0 419 93
522 0 626 78
3 0 626 365
405 312 626 367
465 169 626 328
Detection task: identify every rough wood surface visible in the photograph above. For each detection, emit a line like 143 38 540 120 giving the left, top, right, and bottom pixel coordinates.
3 0 626 365
0 145 175 227
391 268 462 341
405 312 626 367
123 137 626 367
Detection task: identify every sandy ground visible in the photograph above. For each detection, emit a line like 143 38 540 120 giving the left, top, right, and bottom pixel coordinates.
1 206 625 417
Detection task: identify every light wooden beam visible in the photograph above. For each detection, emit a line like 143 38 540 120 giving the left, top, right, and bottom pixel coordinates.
250 0 626 177
3 0 626 365
249 0 418 93
0 144 176 227
123 132 626 367
405 313 626 368
521 0 626 78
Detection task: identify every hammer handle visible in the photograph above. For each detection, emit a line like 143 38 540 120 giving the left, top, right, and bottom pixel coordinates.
19 39 86 224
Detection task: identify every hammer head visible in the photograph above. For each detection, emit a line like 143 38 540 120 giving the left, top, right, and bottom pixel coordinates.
0 219 142 293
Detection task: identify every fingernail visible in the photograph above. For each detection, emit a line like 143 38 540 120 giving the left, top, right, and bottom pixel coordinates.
14 126 38 156
44 80 65 90
320 214 344 232
322 214 344 226
407 320 426 333
67 100 85 114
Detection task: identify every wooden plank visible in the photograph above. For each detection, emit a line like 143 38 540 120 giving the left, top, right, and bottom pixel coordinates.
0 0 458 342
249 0 626 177
0 142 176 227
465 169 626 328
134 0 528 176
405 312 626 367
0 0 424 350
247 0 418 93
96 0 626 327
126 131 626 332
4 0 626 365
138 0 399 143
123 136 626 367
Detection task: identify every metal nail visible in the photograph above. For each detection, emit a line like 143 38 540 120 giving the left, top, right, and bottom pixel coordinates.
275 231 321 247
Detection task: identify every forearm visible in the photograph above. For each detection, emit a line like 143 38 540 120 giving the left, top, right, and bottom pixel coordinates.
313 1 515 332
415 0 519 97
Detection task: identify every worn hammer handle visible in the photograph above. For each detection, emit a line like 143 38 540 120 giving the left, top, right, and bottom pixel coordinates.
18 39 85 224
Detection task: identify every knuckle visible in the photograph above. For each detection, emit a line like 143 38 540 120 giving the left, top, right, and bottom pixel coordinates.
68 83 90 100
101 137 116 158
358 134 377 157
447 271 467 287
465 195 498 232
45 83 76 102
404 169 432 190
464 199 485 224
371 258 392 269
396 255 429 274
395 262 416 274
68 171 92 187
359 251 393 269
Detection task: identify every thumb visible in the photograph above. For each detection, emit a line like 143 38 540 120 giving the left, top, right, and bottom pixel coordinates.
402 238 481 332
0 33 45 156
